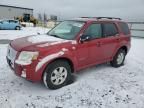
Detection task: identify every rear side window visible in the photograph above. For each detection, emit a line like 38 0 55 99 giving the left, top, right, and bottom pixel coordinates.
119 22 130 35
103 23 118 37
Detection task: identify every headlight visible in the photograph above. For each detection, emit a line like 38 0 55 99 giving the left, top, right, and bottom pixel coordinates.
15 51 39 65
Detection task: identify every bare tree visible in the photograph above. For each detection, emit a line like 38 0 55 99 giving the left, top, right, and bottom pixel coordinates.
44 13 48 27
44 13 48 22
38 13 42 21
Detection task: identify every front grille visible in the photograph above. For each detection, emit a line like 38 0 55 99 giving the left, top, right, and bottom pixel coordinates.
7 45 17 68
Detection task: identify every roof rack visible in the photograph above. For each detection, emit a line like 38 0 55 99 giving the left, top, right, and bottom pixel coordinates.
80 17 121 20
97 17 121 20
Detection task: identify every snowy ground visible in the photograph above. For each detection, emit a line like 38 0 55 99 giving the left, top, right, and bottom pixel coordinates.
0 27 144 108
0 27 50 40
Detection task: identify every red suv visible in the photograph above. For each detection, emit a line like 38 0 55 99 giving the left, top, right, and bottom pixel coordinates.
6 17 131 89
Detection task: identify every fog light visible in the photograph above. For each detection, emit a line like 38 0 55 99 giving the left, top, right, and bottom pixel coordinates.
21 70 26 78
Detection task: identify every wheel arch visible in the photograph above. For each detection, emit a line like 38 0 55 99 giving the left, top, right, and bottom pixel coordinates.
41 57 75 82
15 26 20 30
119 46 128 54
42 57 75 75
112 45 128 60
51 57 75 73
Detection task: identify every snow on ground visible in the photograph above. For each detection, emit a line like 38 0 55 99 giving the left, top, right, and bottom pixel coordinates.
0 27 144 108
0 27 50 40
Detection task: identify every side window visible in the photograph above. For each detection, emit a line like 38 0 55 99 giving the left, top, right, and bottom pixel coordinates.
9 20 14 23
84 24 102 39
3 21 8 23
103 23 118 37
119 22 130 35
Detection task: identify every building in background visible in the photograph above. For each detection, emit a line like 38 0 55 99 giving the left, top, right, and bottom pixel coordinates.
50 15 57 21
0 4 33 22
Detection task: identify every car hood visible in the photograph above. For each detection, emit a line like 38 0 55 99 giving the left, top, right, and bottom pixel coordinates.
10 34 70 51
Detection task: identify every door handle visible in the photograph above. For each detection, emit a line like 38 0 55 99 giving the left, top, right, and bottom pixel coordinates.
116 38 120 41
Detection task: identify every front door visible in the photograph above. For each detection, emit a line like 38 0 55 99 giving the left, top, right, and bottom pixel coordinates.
76 42 90 68
79 23 104 65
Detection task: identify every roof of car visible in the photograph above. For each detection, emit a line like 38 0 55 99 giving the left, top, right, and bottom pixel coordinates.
0 19 19 21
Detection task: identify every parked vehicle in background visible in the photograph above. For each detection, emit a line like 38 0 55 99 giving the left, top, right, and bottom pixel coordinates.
20 22 34 27
6 17 131 89
0 20 21 30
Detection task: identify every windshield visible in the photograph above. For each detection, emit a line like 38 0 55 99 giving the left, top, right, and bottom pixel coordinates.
48 21 85 40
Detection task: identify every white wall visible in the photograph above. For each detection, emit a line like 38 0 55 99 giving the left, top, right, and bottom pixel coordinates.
0 6 33 19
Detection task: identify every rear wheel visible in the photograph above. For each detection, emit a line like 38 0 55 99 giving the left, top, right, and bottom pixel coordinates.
15 26 20 30
43 60 72 89
110 49 126 68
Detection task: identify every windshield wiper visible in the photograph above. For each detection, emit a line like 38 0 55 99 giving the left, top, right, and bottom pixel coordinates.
49 34 66 39
50 34 60 38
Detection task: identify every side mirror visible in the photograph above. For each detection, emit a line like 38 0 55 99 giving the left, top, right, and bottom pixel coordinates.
80 35 90 43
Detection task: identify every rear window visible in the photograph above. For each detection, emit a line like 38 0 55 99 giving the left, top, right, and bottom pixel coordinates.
103 23 118 37
119 22 130 35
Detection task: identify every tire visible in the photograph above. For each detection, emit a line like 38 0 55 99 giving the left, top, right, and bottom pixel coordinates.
15 26 20 30
43 60 72 90
110 49 126 68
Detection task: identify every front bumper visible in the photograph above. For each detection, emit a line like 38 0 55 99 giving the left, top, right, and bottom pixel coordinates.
6 56 42 82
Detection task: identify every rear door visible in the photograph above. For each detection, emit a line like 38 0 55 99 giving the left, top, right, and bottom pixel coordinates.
9 20 16 29
99 22 120 60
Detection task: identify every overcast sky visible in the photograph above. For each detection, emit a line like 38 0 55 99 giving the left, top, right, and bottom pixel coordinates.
0 0 144 21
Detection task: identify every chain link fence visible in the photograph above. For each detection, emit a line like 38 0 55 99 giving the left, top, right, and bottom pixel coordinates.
128 22 144 38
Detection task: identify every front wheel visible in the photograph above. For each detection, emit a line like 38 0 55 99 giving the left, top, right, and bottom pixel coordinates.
110 49 126 68
43 60 72 89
